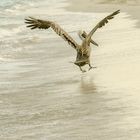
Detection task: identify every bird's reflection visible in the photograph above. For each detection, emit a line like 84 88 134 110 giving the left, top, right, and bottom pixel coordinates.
80 74 97 94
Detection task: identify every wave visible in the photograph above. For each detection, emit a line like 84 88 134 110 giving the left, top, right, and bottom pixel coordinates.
0 25 25 38
92 0 140 5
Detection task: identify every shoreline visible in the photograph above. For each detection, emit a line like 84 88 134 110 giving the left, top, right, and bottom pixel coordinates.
66 0 140 27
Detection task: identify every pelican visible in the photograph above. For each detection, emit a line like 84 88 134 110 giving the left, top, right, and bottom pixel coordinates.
25 10 120 72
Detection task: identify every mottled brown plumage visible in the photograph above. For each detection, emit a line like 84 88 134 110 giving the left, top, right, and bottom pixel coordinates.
25 10 120 72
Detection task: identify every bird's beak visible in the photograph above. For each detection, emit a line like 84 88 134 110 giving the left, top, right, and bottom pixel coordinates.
90 39 99 47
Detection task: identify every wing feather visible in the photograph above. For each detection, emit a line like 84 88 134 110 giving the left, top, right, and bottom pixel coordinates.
25 17 79 50
84 10 120 45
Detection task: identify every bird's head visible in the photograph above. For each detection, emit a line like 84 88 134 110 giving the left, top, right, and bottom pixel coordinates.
78 30 99 47
78 30 85 41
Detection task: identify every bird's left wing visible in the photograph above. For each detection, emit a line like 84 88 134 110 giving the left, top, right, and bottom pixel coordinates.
25 17 80 50
84 10 120 45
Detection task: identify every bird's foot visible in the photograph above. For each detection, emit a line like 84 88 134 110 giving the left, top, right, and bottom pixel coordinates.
82 70 86 73
79 66 86 73
88 66 97 71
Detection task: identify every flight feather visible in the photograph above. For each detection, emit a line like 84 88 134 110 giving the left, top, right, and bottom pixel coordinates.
25 17 79 50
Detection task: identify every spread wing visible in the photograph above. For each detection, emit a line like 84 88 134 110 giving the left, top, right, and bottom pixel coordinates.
25 17 80 50
84 10 120 45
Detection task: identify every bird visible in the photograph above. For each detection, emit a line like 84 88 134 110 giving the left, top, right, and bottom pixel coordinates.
25 10 120 72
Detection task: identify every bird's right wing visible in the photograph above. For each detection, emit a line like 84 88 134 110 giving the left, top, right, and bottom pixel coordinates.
25 17 80 50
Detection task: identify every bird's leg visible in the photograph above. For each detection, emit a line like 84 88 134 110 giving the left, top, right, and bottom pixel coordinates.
79 66 86 73
88 64 96 71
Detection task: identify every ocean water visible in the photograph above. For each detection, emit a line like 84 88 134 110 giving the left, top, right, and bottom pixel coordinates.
0 0 140 140
91 0 140 5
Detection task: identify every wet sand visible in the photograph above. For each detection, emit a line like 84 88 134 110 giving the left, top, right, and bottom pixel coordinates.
66 1 140 139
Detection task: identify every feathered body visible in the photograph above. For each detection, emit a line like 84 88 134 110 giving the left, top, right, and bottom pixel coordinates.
25 10 120 72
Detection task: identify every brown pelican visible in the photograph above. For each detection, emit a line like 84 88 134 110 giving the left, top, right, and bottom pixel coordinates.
25 10 120 72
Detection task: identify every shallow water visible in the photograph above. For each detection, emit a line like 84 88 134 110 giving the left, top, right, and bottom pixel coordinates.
0 0 140 140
